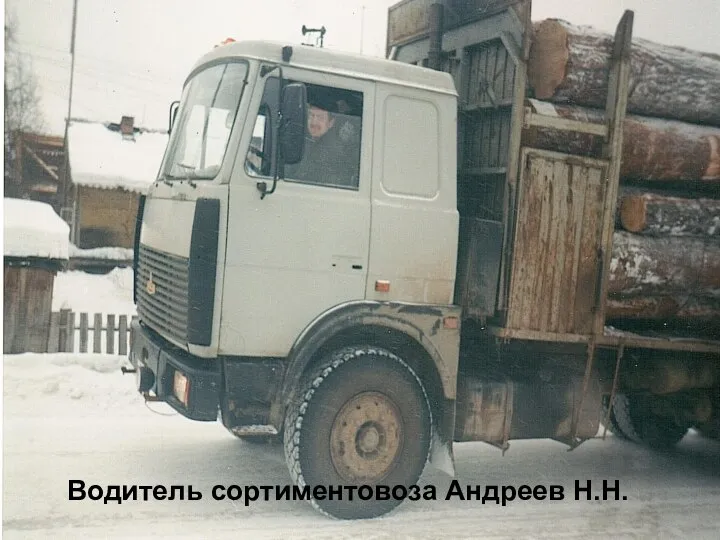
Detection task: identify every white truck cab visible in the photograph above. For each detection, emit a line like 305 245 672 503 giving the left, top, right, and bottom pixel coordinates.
129 41 463 519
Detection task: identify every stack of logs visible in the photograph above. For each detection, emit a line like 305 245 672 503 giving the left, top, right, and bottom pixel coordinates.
526 19 720 329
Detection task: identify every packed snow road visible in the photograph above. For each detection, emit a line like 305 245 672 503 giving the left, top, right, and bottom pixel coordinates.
4 353 720 539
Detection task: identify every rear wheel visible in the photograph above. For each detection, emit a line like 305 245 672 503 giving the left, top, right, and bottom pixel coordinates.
283 346 432 519
602 395 629 440
695 418 720 440
610 393 689 449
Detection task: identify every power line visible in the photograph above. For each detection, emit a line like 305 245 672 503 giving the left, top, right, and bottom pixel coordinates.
41 77 176 103
10 46 181 85
13 38 184 79
11 50 180 99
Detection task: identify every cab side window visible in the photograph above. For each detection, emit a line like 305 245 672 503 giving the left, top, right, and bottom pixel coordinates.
245 78 363 190
284 84 363 190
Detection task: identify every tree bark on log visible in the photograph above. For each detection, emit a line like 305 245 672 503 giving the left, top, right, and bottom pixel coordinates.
524 100 720 181
618 192 720 236
528 19 720 126
606 295 720 320
608 232 720 298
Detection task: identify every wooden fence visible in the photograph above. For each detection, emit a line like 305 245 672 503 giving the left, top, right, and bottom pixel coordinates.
49 309 138 355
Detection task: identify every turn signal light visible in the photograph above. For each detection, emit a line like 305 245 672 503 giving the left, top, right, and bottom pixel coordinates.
375 280 390 293
443 316 459 329
173 371 190 406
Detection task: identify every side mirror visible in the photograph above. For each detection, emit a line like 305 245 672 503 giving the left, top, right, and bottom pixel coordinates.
168 100 180 135
279 83 306 165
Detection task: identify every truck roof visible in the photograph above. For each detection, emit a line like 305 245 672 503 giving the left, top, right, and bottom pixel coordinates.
189 40 458 96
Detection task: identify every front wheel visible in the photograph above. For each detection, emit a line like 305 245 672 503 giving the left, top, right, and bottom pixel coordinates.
283 346 432 519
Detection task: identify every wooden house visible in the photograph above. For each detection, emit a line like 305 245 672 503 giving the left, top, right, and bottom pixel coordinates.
3 198 70 353
66 117 168 249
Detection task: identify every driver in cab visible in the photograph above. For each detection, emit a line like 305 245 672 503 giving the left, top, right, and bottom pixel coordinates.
286 102 358 188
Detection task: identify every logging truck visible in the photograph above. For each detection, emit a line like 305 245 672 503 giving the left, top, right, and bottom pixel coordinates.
126 0 720 519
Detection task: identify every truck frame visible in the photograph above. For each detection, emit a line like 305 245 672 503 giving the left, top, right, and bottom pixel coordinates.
127 0 720 519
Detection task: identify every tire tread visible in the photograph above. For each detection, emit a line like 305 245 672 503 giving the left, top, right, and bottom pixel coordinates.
283 345 432 519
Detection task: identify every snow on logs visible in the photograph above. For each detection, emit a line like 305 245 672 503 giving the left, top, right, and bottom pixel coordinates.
608 231 720 303
525 20 720 323
528 18 720 127
618 193 720 237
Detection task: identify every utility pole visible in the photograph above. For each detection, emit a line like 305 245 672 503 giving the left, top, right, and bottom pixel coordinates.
360 5 365 54
63 0 78 156
62 0 78 233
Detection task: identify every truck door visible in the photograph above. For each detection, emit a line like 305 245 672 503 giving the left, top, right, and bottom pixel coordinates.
221 67 374 357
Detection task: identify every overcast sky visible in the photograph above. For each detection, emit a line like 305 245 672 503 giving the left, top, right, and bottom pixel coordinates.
6 0 720 136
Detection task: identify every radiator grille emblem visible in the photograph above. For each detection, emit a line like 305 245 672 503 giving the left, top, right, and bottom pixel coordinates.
146 271 156 295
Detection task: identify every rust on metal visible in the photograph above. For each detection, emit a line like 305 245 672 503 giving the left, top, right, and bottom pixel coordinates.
454 378 510 443
330 391 403 483
454 375 602 444
501 380 514 455
386 0 524 49
602 342 625 440
570 339 597 447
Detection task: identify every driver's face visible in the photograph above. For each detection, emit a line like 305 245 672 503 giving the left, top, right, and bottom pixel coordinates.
307 106 334 139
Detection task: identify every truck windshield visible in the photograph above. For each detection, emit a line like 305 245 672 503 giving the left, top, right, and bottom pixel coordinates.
163 61 248 180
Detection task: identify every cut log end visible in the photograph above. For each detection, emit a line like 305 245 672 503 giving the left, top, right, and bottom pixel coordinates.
528 19 720 127
528 20 569 100
705 135 720 179
619 195 648 233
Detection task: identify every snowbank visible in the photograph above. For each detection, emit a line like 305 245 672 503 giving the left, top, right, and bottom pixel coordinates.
3 353 139 414
52 267 136 316
68 121 168 193
3 198 70 259
69 244 134 260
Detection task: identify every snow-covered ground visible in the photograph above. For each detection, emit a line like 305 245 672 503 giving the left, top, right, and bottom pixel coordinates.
5 260 719 538
3 351 720 539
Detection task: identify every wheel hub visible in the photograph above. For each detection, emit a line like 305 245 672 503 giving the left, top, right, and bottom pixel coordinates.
357 423 382 454
330 391 403 483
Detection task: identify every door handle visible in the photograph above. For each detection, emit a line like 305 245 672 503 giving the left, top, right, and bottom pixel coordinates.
331 255 364 271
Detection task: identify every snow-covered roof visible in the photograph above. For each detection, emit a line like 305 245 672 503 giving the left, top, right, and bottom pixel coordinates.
69 244 133 260
68 121 168 194
3 198 70 260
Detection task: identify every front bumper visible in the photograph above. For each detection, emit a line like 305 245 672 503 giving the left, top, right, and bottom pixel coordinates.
129 319 221 421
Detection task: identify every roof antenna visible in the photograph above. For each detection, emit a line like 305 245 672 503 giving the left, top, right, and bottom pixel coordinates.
301 25 326 48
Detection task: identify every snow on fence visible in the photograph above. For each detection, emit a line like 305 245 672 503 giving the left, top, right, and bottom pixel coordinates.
49 309 138 355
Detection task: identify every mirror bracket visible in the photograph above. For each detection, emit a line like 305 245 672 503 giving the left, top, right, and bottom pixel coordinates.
168 100 180 135
256 64 284 199
254 64 306 200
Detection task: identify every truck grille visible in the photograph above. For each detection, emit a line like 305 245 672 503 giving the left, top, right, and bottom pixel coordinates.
136 244 189 344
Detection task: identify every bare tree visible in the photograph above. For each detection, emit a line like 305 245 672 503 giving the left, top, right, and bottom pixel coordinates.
4 11 45 196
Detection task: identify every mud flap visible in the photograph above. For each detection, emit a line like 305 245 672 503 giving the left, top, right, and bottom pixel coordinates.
429 432 455 477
